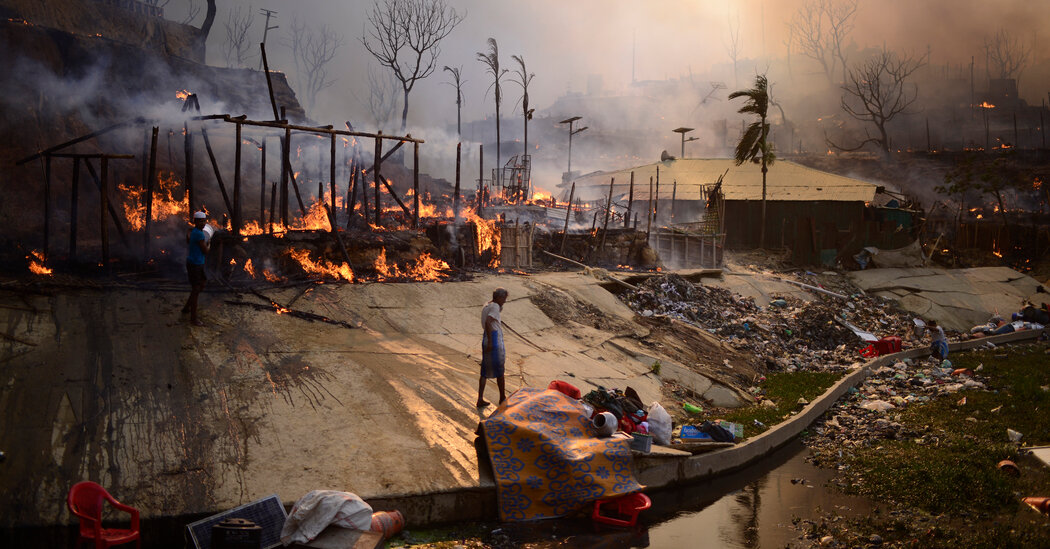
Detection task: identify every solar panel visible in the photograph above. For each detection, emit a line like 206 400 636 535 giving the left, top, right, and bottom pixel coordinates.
187 494 287 549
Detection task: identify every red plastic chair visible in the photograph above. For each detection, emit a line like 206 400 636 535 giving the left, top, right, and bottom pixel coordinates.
67 481 141 549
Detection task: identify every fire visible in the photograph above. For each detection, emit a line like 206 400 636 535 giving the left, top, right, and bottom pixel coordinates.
373 248 450 281
176 89 190 101
244 258 256 277
977 101 995 109
459 210 501 267
286 248 355 282
241 221 265 235
1034 178 1043 190
27 250 52 276
118 171 189 231
262 269 283 283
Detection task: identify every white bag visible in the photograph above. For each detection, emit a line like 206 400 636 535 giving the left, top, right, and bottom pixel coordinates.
280 490 373 545
648 402 672 446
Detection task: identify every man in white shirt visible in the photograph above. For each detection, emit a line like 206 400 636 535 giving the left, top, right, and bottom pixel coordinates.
478 288 508 408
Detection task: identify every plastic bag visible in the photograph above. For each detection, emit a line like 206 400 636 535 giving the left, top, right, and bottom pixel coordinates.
648 402 672 446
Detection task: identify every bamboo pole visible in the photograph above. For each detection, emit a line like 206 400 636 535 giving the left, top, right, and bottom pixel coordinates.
453 142 461 220
260 138 266 225
671 180 677 222
413 140 420 227
374 132 382 225
184 121 194 211
624 171 634 229
83 160 130 247
43 155 51 257
69 158 79 261
100 157 110 268
268 182 277 234
478 144 484 210
600 177 615 252
144 126 158 257
233 121 242 234
281 124 289 225
200 125 235 219
654 165 660 226
560 182 575 254
260 43 280 121
330 133 337 224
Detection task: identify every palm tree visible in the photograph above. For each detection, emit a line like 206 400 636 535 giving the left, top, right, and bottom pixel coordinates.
477 38 508 177
729 74 776 249
442 65 465 140
510 54 535 157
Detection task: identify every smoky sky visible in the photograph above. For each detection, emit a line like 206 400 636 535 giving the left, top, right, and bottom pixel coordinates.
166 0 1049 127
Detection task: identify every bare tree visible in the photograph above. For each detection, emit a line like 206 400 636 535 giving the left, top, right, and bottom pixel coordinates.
724 10 742 88
984 28 1029 80
286 17 344 113
221 6 255 68
477 38 508 174
442 65 465 140
787 0 858 83
363 0 464 133
833 50 927 159
367 65 400 131
179 0 201 25
510 55 535 157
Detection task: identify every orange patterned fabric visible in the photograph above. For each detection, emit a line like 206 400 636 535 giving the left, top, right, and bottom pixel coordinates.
481 388 643 521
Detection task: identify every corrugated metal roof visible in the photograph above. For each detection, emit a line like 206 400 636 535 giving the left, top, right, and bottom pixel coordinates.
571 158 878 202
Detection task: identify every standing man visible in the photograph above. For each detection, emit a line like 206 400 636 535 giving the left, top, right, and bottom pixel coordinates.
478 288 508 408
183 211 210 326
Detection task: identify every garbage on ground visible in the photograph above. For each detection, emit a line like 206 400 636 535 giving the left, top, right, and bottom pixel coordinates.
1008 428 1024 443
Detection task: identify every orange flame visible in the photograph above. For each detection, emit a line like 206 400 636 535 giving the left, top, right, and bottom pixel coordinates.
373 248 450 281
244 258 256 278
27 250 52 276
977 101 995 109
241 221 265 236
286 248 355 282
262 269 283 283
176 89 190 101
119 171 189 231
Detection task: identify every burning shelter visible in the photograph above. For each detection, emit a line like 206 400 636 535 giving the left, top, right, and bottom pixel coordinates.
572 158 913 265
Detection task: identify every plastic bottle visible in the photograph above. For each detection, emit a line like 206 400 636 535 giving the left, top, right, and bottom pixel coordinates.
683 403 702 414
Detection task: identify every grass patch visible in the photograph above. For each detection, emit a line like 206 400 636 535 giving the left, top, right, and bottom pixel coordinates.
827 344 1050 546
721 371 842 435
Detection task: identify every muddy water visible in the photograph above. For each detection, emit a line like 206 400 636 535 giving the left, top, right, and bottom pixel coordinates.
496 438 875 548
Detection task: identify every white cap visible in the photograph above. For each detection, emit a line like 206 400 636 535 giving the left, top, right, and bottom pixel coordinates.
193 211 207 219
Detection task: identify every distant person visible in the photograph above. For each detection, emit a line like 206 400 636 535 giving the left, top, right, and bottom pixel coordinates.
478 288 508 408
182 211 210 326
928 319 948 360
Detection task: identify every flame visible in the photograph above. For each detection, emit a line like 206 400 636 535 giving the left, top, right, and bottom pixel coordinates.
459 210 501 267
241 221 265 235
118 171 189 231
262 269 283 283
993 250 1003 258
286 248 355 282
372 248 450 281
176 89 190 101
1034 178 1043 190
977 101 995 109
27 250 52 276
244 258 256 277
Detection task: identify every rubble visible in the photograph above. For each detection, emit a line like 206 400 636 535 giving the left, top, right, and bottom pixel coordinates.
620 273 932 373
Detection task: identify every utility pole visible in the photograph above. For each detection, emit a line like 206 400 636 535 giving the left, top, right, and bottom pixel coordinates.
559 116 587 184
258 9 278 70
673 127 697 158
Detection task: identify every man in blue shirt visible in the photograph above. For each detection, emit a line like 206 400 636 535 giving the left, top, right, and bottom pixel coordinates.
182 211 210 326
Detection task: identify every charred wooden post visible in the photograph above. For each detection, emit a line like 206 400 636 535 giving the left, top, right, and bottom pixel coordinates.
43 155 51 257
268 182 277 234
233 121 243 234
671 180 677 222
654 165 660 226
318 181 323 204
360 162 370 222
413 140 420 227
646 175 653 241
323 204 354 270
260 43 280 121
100 157 110 268
69 158 79 262
453 142 461 220
330 133 337 222
600 177 614 252
83 159 130 247
478 144 484 210
184 121 195 211
348 164 360 228
344 160 354 222
200 125 235 220
590 210 598 232
144 126 159 256
374 132 382 225
281 125 290 225
560 182 575 254
260 138 266 225
624 171 634 229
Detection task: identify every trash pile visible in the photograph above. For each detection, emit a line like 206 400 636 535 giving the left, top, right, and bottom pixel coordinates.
805 356 988 462
622 274 927 371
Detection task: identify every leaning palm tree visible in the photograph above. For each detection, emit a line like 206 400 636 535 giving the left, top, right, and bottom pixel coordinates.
477 38 508 177
729 74 776 249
